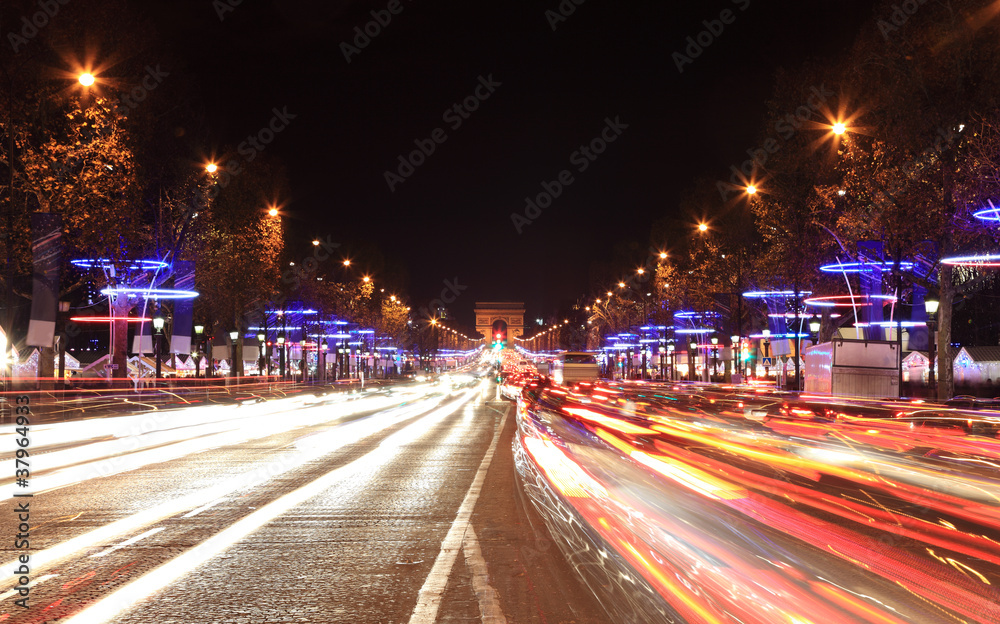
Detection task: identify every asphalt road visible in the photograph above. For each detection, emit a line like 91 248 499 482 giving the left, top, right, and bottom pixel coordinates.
0 379 610 623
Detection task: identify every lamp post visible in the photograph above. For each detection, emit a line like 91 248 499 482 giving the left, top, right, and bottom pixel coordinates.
730 335 740 383
762 329 771 381
278 334 286 379
711 336 719 382
257 333 266 377
57 301 70 387
659 345 666 380
153 315 165 379
194 324 204 378
668 343 675 381
229 331 238 381
689 341 698 382
925 297 939 401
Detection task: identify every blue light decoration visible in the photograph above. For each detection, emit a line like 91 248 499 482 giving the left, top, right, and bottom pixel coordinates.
72 258 169 271
804 294 897 307
941 254 1000 267
100 287 198 299
674 311 721 319
854 321 927 328
748 332 810 338
742 290 813 298
972 203 1000 222
818 261 915 273
674 328 716 334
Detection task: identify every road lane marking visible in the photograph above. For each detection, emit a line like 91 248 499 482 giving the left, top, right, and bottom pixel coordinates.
463 526 507 624
0 575 59 602
90 528 165 558
0 393 448 584
61 388 481 624
408 403 510 624
182 498 226 518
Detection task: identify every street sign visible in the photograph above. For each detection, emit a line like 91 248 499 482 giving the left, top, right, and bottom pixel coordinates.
761 357 774 367
104 363 119 370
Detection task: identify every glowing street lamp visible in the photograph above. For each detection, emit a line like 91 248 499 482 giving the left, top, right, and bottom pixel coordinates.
925 297 940 400
698 223 708 232
268 207 279 217
205 163 218 173
832 122 847 135
152 315 166 379
78 73 95 87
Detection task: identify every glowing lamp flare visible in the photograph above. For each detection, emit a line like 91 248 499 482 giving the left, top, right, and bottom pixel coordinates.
832 122 846 135
100 287 199 299
941 254 1000 267
78 73 95 86
70 316 153 323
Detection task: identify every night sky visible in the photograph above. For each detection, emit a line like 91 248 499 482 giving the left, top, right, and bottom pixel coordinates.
135 0 877 327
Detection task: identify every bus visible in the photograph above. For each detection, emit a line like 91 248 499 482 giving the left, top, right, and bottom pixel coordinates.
551 352 599 385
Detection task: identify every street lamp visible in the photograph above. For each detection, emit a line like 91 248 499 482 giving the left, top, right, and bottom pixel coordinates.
58 301 70 386
731 335 740 383
690 341 698 382
762 329 771 381
277 334 286 378
153 315 165 379
194 324 204 378
711 336 719 381
257 332 266 376
925 297 939 401
229 331 238 380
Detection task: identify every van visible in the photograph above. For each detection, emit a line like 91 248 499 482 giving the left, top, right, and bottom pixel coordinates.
551 352 599 385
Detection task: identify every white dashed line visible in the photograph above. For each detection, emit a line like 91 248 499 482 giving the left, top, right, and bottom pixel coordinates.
408 403 510 624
